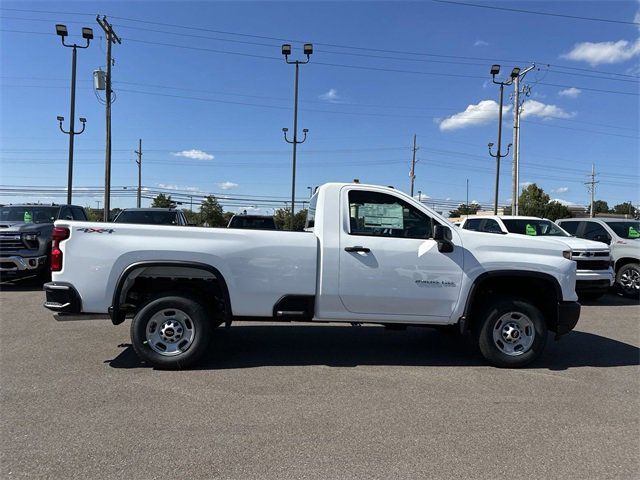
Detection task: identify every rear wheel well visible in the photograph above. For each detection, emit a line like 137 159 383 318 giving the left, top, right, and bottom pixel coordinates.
465 275 560 333
113 264 231 325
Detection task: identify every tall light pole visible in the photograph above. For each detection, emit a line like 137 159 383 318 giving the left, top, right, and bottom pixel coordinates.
488 64 517 215
511 64 535 216
282 43 312 230
134 138 142 208
55 24 92 204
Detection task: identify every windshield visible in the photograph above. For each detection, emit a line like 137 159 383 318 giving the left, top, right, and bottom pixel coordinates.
0 206 59 224
114 210 179 225
501 219 569 237
604 221 640 239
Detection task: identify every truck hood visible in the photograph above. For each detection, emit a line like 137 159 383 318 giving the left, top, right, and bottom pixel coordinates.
457 229 570 252
495 232 609 252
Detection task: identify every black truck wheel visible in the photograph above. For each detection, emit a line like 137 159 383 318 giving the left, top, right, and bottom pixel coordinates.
474 298 547 368
616 263 640 299
130 294 212 369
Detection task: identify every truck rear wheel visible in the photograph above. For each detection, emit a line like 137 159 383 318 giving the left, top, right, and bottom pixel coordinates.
474 298 547 368
130 294 212 369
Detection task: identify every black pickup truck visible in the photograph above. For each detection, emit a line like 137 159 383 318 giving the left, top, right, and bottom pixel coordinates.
0 204 88 283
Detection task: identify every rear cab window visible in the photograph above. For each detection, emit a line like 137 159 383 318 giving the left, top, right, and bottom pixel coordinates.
462 218 482 231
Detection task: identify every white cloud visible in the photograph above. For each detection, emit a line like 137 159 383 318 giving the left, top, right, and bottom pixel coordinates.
520 100 575 120
558 87 581 98
172 149 214 161
157 183 200 192
552 186 569 194
319 88 341 103
218 181 239 190
474 40 489 47
551 198 577 206
439 100 510 131
561 38 640 66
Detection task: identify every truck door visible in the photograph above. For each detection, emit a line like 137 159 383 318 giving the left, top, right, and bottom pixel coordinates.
338 187 463 318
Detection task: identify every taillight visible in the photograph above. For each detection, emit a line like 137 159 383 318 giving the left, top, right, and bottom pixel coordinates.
51 227 70 272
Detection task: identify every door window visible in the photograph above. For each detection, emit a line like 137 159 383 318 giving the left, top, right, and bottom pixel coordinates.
559 221 580 235
59 207 73 220
463 218 481 231
481 219 503 234
71 207 87 220
582 222 611 243
347 190 437 239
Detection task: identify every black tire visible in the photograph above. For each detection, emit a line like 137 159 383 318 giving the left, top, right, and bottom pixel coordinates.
131 294 213 369
474 298 547 368
616 263 640 299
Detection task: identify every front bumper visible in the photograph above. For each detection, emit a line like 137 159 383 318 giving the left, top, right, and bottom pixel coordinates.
43 282 82 313
555 301 581 337
0 255 47 276
576 269 614 293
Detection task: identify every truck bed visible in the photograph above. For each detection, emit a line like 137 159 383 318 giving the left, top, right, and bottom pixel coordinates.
54 221 318 316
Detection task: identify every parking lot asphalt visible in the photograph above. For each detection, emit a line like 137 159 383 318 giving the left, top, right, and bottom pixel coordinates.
0 285 638 480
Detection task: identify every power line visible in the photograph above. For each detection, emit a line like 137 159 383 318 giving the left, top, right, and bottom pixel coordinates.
432 0 640 26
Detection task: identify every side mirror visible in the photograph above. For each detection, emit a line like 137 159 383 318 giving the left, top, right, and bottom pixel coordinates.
433 225 454 253
65 215 73 220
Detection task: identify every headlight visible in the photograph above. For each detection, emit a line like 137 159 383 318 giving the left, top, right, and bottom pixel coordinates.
562 250 572 260
23 233 39 242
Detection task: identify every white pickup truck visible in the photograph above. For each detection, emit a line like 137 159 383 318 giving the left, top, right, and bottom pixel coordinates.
44 183 581 369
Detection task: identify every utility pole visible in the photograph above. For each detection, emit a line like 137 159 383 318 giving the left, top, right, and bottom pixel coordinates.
488 64 516 215
96 15 121 221
511 64 535 215
281 43 313 230
409 134 419 196
466 178 469 213
55 24 92 204
585 164 599 218
134 138 142 208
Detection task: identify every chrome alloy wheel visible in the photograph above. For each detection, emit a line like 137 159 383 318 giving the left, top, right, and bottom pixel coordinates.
492 312 535 356
620 266 640 295
146 308 195 356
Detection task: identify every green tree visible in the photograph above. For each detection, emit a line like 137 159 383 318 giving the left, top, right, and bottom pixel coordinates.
592 200 610 214
151 193 173 208
182 209 201 226
200 195 225 227
543 201 572 221
518 183 550 218
612 202 637 216
448 202 480 218
274 208 308 231
84 207 102 222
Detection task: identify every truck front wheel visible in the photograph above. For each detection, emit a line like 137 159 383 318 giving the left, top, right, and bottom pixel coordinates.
130 295 212 369
474 298 547 368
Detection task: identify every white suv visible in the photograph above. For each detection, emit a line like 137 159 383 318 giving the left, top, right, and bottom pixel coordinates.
460 216 614 300
556 218 640 298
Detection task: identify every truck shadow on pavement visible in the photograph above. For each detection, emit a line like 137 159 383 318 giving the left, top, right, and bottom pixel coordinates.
107 325 639 371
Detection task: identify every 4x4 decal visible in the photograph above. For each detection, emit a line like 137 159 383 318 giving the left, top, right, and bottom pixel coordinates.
76 227 115 234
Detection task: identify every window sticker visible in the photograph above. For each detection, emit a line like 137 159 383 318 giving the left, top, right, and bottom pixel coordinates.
525 224 537 236
360 203 404 229
629 226 640 239
23 211 33 223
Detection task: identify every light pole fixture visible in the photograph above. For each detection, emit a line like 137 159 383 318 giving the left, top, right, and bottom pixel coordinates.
488 64 514 215
56 23 93 204
282 43 312 230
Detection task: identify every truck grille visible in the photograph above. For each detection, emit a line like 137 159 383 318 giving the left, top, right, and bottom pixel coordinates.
0 233 26 250
575 260 610 271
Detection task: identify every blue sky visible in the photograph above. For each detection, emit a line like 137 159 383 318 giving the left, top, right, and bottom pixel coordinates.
1 0 638 213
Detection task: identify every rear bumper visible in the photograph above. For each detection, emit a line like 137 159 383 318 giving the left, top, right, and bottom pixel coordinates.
43 282 82 313
555 301 581 337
